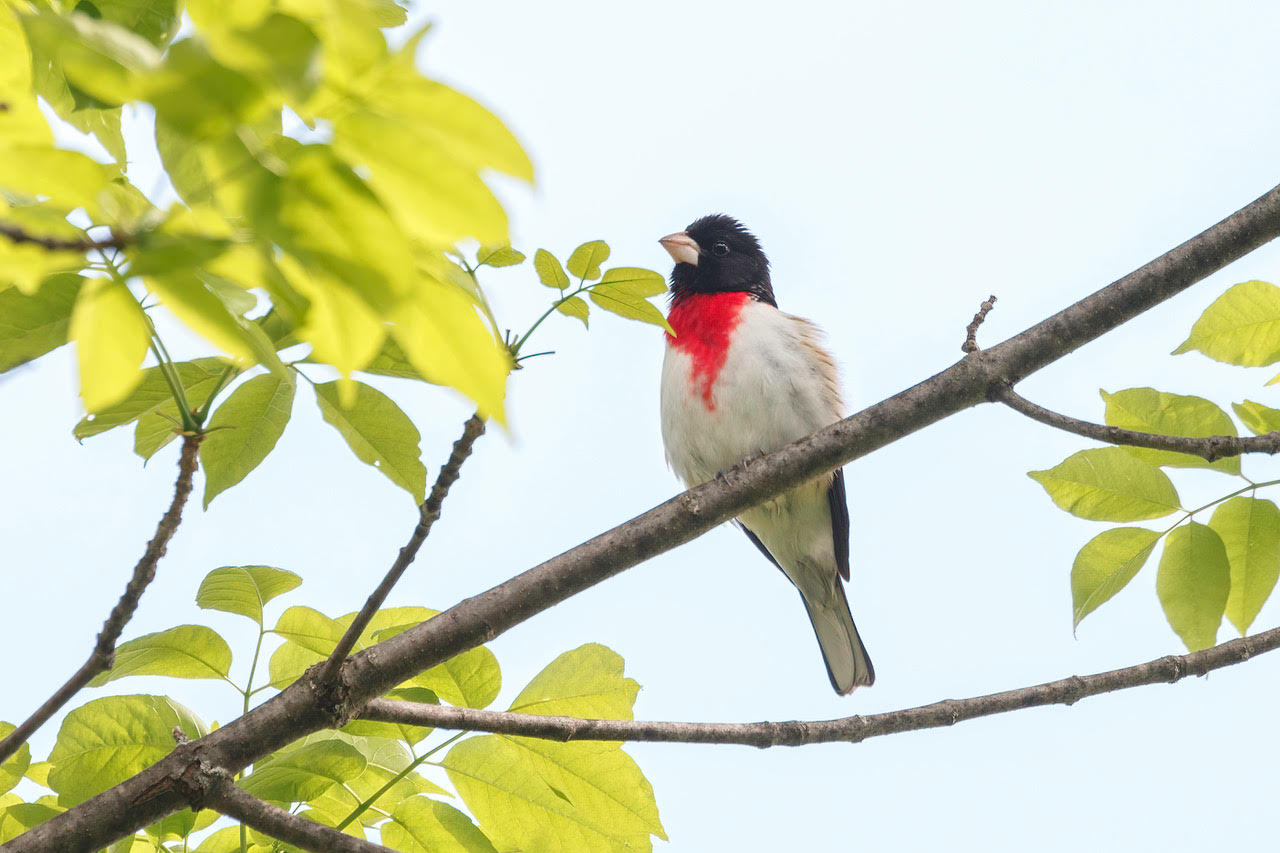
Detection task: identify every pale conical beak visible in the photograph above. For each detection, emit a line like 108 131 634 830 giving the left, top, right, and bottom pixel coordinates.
659 231 700 266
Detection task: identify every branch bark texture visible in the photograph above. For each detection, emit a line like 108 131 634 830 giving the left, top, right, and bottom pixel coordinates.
203 776 394 853
0 222 129 252
12 183 1280 852
0 434 202 766
361 623 1280 747
995 384 1280 461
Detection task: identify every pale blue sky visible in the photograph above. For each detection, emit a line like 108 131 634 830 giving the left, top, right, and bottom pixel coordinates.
6 1 1280 849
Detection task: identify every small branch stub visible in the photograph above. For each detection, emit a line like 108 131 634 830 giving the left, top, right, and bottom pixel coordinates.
962 294 999 353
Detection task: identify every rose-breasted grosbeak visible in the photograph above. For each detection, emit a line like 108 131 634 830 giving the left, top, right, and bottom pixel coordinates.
659 214 873 694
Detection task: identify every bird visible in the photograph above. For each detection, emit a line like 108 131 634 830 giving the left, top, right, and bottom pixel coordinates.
658 214 874 694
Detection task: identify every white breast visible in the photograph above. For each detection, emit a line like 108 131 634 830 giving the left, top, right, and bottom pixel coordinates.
660 300 843 488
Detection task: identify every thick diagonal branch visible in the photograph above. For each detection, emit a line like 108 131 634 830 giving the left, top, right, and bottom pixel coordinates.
0 222 130 252
361 623 1280 746
13 181 1280 853
995 384 1280 461
203 776 393 853
316 414 486 687
0 434 202 765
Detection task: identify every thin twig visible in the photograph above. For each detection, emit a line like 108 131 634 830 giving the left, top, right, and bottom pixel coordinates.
360 623 1280 747
0 222 130 252
315 415 486 686
994 384 1280 461
13 180 1280 852
0 434 202 765
962 294 998 353
203 775 393 853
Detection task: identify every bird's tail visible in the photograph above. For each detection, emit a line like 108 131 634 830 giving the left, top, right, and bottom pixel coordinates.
799 580 874 694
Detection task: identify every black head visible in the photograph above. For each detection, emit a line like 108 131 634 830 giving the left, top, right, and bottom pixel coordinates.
660 214 775 306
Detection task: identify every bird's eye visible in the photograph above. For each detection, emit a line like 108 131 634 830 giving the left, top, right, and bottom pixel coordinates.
712 241 730 256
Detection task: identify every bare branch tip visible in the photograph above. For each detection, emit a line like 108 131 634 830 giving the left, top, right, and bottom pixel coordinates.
962 294 999 354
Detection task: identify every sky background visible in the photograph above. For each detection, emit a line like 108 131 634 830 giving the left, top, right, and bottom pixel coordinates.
6 1 1280 849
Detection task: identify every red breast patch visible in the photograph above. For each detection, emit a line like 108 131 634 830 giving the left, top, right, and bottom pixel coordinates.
666 292 751 410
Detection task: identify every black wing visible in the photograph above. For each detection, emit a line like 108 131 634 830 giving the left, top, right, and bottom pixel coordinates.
828 468 850 581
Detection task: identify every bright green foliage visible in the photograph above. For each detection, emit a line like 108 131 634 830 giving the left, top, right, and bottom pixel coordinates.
477 245 525 268
1173 280 1280 366
0 724 30 798
535 248 570 290
567 240 610 281
314 380 427 503
1028 447 1181 521
383 797 499 853
441 645 665 853
69 277 151 412
1209 497 1280 635
341 687 438 747
74 357 229 440
1070 527 1162 628
87 625 233 685
200 372 296 506
589 268 674 334
195 565 302 625
1232 399 1280 435
240 737 367 804
557 295 590 327
0 274 83 372
0 800 62 844
1100 388 1239 474
1156 522 1230 651
47 695 206 807
302 733 449 827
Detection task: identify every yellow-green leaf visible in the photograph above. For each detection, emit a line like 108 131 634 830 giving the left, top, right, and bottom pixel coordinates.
1209 497 1280 635
280 260 385 380
196 565 302 626
69 277 150 412
383 797 498 853
567 240 609 281
0 723 30 798
1156 522 1230 651
509 644 639 719
556 295 589 328
1071 527 1161 629
240 739 366 804
146 274 265 363
1028 447 1181 521
0 146 114 219
201 372 296 507
1232 400 1280 436
598 267 666 298
477 245 525 268
314 380 427 503
1101 387 1239 474
589 283 674 334
534 249 569 290
88 625 232 685
1173 280 1280 366
0 273 83 373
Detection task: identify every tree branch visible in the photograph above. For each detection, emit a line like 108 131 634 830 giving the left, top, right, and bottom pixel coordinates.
12 181 1280 852
0 434 202 766
315 414 486 687
198 775 394 853
361 624 1280 746
994 384 1280 461
961 294 998 353
0 222 130 252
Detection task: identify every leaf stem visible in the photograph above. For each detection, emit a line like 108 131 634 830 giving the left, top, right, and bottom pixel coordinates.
510 281 590 357
334 730 467 830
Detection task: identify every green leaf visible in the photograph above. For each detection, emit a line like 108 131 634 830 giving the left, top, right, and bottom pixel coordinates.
0 801 62 844
1157 522 1231 651
341 687 437 746
0 723 30 797
314 380 427 503
201 372 296 507
88 625 232 686
75 357 228 440
240 739 366 804
408 646 501 709
509 644 639 719
196 565 302 625
534 249 569 290
1100 387 1240 474
597 267 667 298
279 259 386 381
1027 447 1181 521
202 13 321 102
566 240 609 281
477 245 525 268
146 272 281 365
1070 527 1162 629
588 282 674 334
556 295 589 328
357 337 427 381
389 278 511 423
69 277 150 412
305 732 450 826
1173 280 1280 366
1208 497 1280 635
1232 400 1280 436
20 8 159 107
273 605 344 654
144 807 218 845
383 797 499 853
445 737 666 853
146 40 267 139
0 273 83 373
85 0 183 47
47 695 206 807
